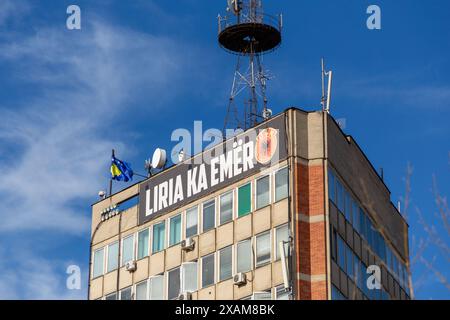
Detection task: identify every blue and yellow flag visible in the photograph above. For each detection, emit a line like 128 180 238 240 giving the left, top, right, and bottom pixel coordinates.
111 156 134 182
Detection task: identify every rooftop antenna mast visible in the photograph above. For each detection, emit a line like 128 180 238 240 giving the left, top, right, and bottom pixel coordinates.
321 58 333 114
218 0 282 134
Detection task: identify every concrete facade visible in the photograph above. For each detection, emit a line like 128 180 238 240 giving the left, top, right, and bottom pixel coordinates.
89 108 410 300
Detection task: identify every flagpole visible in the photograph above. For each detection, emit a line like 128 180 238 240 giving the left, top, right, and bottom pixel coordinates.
109 149 115 197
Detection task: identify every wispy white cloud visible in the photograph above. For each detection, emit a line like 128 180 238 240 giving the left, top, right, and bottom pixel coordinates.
0 246 86 300
0 0 30 27
0 0 220 300
0 19 185 234
337 71 450 111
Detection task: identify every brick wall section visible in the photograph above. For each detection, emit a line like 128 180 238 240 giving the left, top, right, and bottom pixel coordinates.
295 163 328 300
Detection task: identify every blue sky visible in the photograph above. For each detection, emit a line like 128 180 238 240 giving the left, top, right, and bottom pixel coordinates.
0 0 448 299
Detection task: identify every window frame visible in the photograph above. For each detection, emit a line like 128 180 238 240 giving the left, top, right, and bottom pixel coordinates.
119 286 133 300
337 234 346 271
274 223 289 261
236 238 253 273
274 166 289 202
255 231 271 268
201 253 216 289
106 241 119 273
255 174 271 210
275 285 289 300
218 245 233 282
237 182 252 218
167 267 181 300
185 205 199 239
202 199 216 233
181 261 198 293
149 274 164 300
252 291 272 300
169 213 182 247
152 221 166 254
92 247 105 279
105 292 117 300
219 190 234 225
137 228 150 260
121 234 135 266
135 280 149 300
328 169 336 204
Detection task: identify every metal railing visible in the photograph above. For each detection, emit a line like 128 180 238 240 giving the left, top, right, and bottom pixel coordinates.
218 11 282 34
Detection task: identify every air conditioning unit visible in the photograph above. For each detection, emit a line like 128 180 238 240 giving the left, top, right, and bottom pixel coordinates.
125 260 137 272
233 273 247 286
181 237 195 251
178 292 192 300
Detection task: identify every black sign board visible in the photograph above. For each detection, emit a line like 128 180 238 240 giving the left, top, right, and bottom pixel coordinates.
138 114 288 225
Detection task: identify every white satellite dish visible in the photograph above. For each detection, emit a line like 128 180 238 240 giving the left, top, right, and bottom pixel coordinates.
152 148 167 169
227 0 240 15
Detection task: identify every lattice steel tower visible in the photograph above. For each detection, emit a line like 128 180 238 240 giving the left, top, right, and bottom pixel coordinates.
218 0 282 132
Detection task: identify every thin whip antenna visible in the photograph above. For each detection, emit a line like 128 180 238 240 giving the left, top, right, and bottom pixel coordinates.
321 58 333 114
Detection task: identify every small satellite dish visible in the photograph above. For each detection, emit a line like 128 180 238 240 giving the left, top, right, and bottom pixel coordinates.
152 148 167 169
263 108 273 120
227 0 240 15
178 149 185 163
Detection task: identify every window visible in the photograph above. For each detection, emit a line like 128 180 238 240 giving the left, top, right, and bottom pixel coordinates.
137 229 149 260
237 239 252 273
256 232 271 267
105 292 117 300
359 208 366 239
202 200 215 232
367 217 374 248
120 287 132 300
328 170 336 203
135 281 148 300
107 242 118 273
152 221 165 253
121 235 134 266
169 214 182 246
186 206 198 238
168 268 181 300
352 201 360 233
336 180 344 212
354 256 360 286
93 248 104 278
202 254 215 288
253 291 272 300
358 260 364 290
181 262 198 293
275 286 289 300
337 235 346 271
344 190 352 222
331 228 337 261
256 175 270 209
275 224 289 260
220 191 233 225
362 262 369 297
149 275 164 300
346 245 354 279
219 246 233 281
331 285 346 300
238 183 251 217
275 167 289 202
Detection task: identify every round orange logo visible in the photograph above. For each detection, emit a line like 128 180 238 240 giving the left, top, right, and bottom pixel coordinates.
255 127 278 165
